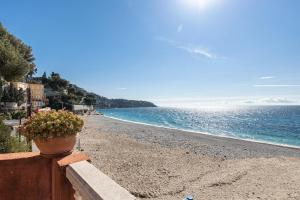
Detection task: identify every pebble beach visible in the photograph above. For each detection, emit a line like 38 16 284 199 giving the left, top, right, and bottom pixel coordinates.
79 114 300 200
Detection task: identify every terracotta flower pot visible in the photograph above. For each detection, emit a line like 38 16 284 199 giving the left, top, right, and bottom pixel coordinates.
34 135 76 157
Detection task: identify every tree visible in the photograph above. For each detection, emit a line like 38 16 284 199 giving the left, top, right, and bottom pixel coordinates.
41 72 48 84
0 23 36 81
1 84 25 106
47 72 69 91
0 23 36 99
0 119 13 152
0 119 29 153
84 94 96 105
0 23 36 78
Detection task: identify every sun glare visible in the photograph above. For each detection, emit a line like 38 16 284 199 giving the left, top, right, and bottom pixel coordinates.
181 0 218 11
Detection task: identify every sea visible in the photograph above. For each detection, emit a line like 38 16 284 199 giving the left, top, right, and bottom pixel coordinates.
98 106 300 148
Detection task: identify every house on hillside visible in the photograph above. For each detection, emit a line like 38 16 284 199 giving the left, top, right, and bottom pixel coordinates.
1 82 46 110
28 83 46 108
72 104 94 114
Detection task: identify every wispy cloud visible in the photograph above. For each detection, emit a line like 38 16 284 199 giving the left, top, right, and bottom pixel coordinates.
156 36 217 59
259 97 296 104
116 87 127 90
244 97 298 104
178 46 216 59
260 76 274 80
254 84 300 87
177 24 183 33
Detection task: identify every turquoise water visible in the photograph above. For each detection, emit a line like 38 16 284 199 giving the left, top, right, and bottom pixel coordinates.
98 106 300 148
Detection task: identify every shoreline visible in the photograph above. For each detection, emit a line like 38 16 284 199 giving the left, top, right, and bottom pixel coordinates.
79 114 300 199
102 114 300 150
84 114 300 159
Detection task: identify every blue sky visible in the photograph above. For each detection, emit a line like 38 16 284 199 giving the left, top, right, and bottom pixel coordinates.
1 0 300 106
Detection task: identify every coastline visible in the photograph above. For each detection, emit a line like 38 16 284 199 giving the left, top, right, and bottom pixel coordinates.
103 114 300 150
94 114 300 159
79 114 300 199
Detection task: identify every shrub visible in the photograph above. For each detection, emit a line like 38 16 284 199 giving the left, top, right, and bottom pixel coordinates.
0 119 30 153
0 119 12 152
20 110 84 140
0 112 12 120
11 110 26 120
8 137 30 152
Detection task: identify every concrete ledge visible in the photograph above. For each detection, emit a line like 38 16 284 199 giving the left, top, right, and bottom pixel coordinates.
66 161 136 200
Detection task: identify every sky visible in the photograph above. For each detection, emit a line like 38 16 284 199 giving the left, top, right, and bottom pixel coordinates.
1 0 300 107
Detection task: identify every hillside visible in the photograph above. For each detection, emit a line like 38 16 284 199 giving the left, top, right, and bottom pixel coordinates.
30 72 156 109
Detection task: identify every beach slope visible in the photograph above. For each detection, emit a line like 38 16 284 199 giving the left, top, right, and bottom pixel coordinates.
79 115 300 200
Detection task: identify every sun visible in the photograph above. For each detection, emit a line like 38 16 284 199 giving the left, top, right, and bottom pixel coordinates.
181 0 218 11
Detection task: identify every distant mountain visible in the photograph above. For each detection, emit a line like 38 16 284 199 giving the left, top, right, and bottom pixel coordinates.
30 72 156 109
94 96 157 109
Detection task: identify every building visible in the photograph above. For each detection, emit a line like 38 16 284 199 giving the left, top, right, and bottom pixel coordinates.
1 82 27 110
28 83 45 108
72 104 94 114
10 82 46 109
10 82 28 91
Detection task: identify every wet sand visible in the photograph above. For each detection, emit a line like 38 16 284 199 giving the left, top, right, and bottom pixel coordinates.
79 115 300 200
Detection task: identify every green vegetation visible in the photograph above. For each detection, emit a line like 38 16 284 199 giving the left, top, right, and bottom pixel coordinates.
0 110 26 120
0 21 156 154
0 22 155 110
10 110 26 120
0 119 30 153
0 23 36 80
0 23 36 100
32 72 156 109
0 23 34 153
1 83 25 105
0 112 12 120
20 110 84 140
30 72 94 109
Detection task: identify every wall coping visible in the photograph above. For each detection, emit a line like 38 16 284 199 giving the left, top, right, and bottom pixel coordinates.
0 152 40 161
